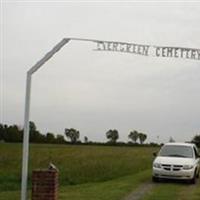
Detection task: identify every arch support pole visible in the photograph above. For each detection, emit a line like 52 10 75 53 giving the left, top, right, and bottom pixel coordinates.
21 38 70 200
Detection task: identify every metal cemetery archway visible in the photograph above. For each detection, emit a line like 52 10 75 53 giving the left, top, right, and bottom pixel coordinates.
21 37 200 200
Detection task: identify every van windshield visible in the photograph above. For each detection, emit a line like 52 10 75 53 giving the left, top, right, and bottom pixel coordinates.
159 145 193 158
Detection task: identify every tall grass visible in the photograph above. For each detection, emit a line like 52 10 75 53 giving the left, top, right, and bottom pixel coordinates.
0 143 157 191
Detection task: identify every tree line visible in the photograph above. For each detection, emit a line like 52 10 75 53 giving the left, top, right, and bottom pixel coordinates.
65 128 147 144
1 122 200 147
0 122 65 144
0 122 147 145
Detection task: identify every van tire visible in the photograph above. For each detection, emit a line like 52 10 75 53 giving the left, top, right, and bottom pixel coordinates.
196 169 199 178
152 176 159 183
190 170 197 184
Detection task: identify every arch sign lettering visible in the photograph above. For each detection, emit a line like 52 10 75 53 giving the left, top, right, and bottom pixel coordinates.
67 38 200 60
21 37 199 200
95 40 200 60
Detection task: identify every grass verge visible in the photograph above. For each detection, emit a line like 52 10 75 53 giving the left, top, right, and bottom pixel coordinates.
0 170 151 200
142 179 200 200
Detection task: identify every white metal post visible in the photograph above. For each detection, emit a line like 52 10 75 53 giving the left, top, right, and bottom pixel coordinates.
21 72 32 200
21 38 70 200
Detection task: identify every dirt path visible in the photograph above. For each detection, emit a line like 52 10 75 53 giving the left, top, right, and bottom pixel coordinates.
122 182 154 200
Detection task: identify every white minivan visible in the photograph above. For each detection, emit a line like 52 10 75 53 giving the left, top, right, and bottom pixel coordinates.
152 143 200 184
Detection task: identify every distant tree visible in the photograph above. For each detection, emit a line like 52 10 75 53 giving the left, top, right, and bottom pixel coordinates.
169 137 175 143
0 124 4 141
0 122 67 144
2 125 8 142
55 134 66 144
65 128 80 143
28 121 48 143
12 125 22 142
128 130 139 143
29 121 36 132
46 132 55 143
37 134 46 143
192 135 200 147
106 129 119 143
1 124 22 142
29 121 40 142
138 133 147 144
84 136 88 143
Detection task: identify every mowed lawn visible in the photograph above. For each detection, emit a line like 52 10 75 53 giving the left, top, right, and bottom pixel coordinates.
0 143 200 200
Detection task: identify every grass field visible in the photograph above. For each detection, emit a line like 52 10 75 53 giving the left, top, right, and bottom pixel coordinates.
0 143 200 200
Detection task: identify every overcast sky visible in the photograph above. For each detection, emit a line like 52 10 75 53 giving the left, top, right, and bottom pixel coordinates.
1 1 200 143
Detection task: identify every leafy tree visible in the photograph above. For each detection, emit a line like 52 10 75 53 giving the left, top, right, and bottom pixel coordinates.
0 124 4 141
2 124 22 142
36 134 46 143
84 136 88 143
138 133 147 144
55 134 66 144
65 128 80 143
29 121 43 143
128 130 139 143
46 132 55 143
29 121 36 132
29 121 37 142
0 122 64 144
1 124 8 142
192 135 200 147
106 129 119 143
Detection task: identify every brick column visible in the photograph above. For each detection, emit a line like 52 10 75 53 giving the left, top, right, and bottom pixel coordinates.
32 169 58 200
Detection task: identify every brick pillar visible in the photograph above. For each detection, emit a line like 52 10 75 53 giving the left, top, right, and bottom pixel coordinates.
32 169 58 200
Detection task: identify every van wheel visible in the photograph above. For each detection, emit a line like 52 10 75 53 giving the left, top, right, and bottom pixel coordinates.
152 176 159 183
190 171 197 184
196 170 199 178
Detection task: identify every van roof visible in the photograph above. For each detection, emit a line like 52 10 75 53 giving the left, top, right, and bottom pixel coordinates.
164 142 195 147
